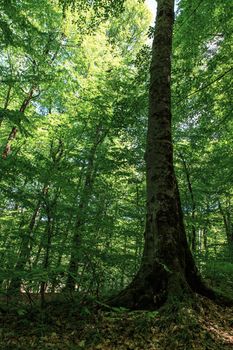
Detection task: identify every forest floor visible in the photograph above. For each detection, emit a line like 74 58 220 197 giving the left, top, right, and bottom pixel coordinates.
1 295 233 350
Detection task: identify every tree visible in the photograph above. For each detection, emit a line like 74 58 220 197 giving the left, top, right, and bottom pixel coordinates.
1 0 231 305
172 0 233 263
0 0 150 294
109 0 226 310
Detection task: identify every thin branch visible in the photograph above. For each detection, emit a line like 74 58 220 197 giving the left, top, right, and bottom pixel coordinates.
175 67 233 104
175 0 204 33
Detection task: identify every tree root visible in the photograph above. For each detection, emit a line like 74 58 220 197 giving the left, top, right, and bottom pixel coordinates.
108 264 233 310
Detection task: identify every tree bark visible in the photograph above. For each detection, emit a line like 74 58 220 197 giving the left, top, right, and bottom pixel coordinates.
0 84 13 127
40 191 58 306
178 152 196 251
2 87 36 159
8 185 48 293
218 198 233 250
66 125 107 290
108 0 227 310
8 140 63 293
1 33 63 158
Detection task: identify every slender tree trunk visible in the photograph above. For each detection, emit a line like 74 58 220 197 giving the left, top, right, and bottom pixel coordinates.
109 0 225 310
2 87 35 159
1 34 63 158
65 156 96 290
218 198 233 250
39 142 63 299
178 152 196 251
40 202 55 307
203 227 208 256
32 229 44 270
8 185 47 293
66 126 106 290
3 85 12 110
0 85 13 127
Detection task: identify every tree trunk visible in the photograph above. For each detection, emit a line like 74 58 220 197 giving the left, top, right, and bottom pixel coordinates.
0 84 13 127
66 126 106 290
1 33 63 158
8 185 48 293
109 0 224 310
178 152 196 251
218 198 233 262
2 87 35 159
218 198 233 247
40 197 56 307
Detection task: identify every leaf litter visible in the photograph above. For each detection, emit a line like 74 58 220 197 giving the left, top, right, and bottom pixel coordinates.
0 296 233 349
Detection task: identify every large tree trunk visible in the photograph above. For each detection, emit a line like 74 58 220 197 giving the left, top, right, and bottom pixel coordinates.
109 0 224 310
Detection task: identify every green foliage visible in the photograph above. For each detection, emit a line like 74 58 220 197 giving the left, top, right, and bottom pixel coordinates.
0 0 149 297
0 0 232 315
0 0 232 347
172 0 233 263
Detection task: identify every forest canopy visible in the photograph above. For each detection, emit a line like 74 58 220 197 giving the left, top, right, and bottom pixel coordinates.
0 0 233 348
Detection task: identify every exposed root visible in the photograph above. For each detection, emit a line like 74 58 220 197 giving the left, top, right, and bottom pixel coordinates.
108 262 168 309
108 262 233 310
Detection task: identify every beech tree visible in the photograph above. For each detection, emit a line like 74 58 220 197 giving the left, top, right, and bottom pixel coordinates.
109 0 228 309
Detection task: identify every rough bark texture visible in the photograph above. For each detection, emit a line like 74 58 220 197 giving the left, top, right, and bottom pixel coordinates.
109 0 231 310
